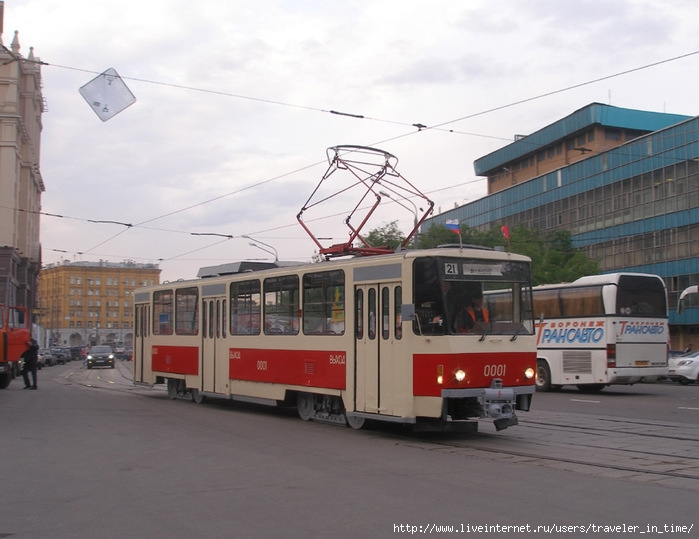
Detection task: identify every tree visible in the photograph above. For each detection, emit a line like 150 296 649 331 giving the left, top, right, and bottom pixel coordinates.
363 221 406 250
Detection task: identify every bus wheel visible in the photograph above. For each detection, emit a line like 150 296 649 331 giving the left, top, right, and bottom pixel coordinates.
167 379 179 399
536 360 552 392
297 392 315 421
191 388 204 404
346 413 365 430
0 373 10 389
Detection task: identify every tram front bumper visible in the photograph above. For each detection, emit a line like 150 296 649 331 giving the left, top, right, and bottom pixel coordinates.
442 384 534 430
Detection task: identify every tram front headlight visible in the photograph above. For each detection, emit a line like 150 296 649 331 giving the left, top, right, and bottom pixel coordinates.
524 367 535 379
437 364 444 385
455 369 466 382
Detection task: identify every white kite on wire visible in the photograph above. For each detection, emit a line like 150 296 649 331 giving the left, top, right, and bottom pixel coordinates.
79 67 136 121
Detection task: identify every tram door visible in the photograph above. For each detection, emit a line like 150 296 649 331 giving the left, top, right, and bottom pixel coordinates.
134 303 150 384
354 283 401 416
201 296 227 395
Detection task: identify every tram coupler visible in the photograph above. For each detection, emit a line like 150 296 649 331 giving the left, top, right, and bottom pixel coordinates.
493 415 519 431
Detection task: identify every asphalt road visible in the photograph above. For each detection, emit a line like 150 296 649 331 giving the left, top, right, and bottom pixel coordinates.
1 361 697 538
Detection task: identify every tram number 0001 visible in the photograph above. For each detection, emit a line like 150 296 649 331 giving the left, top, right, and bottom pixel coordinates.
483 364 506 377
256 360 268 371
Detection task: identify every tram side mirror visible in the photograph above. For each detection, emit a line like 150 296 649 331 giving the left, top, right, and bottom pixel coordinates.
401 304 416 322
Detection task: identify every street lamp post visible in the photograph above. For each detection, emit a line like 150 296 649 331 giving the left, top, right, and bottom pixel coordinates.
379 190 419 249
243 235 279 262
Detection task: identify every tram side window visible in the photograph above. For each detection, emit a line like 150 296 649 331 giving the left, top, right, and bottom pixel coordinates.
175 287 199 335
395 286 402 339
264 275 299 335
230 280 261 335
412 257 446 335
368 288 377 340
153 290 173 335
381 287 390 340
303 270 345 335
355 289 364 339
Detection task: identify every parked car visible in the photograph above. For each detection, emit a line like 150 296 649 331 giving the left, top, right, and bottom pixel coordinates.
51 347 68 365
38 348 54 367
70 346 87 362
668 350 699 385
86 346 115 369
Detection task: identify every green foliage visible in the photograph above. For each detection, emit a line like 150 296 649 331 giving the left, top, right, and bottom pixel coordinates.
364 221 406 250
417 222 601 286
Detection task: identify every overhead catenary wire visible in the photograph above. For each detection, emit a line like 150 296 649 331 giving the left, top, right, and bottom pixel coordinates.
31 49 699 264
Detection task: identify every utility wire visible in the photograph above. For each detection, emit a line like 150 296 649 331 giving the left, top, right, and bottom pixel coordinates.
37 49 699 260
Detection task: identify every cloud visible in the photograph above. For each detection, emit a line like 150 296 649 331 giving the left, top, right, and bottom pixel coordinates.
7 0 699 280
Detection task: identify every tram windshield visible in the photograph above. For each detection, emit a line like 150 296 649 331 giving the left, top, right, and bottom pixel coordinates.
412 256 534 336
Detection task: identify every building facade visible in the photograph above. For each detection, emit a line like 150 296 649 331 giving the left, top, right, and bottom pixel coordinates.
0 22 45 312
425 103 699 349
37 261 161 348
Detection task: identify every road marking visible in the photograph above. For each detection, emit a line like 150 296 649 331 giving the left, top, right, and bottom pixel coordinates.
570 399 600 403
678 406 699 411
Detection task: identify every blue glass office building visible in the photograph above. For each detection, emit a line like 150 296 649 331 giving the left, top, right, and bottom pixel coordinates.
424 103 699 348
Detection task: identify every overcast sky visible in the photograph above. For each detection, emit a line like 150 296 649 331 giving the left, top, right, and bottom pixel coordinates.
6 0 699 281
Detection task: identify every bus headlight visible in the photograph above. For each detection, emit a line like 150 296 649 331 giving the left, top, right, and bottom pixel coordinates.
455 369 466 382
524 367 535 379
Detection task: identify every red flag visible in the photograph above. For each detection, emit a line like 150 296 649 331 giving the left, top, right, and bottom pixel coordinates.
501 225 509 240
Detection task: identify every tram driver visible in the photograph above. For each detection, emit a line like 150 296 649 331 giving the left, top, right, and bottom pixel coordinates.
456 288 490 333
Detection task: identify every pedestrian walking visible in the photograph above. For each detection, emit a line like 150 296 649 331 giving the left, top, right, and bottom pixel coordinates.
21 338 39 390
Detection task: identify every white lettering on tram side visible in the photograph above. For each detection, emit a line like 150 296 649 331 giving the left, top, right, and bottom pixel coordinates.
229 350 241 360
329 354 346 365
256 360 268 371
617 321 666 335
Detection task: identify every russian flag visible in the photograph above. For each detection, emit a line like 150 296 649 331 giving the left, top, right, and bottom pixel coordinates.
445 219 460 234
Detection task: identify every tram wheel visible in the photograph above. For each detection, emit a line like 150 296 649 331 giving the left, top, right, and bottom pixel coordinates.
191 388 204 404
167 379 179 399
535 359 552 392
297 392 315 421
345 413 366 430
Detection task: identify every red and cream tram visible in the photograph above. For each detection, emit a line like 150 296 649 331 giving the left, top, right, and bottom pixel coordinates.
133 247 536 432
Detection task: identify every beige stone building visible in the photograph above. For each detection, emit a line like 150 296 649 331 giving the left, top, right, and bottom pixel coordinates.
38 261 160 348
0 19 45 311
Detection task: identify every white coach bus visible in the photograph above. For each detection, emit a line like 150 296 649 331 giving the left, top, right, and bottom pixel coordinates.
533 273 668 391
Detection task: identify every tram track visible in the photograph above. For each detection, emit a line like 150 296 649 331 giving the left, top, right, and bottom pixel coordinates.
57 361 699 489
402 411 699 490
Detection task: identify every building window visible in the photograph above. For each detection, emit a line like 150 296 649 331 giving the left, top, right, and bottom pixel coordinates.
605 128 622 140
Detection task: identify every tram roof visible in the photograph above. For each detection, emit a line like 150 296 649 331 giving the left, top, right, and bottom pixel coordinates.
189 247 531 281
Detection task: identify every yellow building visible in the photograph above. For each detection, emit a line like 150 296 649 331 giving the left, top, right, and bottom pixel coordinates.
38 261 160 348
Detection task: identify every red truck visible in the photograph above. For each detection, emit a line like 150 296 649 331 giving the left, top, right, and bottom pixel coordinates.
0 305 31 389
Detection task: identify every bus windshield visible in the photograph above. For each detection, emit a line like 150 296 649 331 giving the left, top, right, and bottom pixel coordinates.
616 274 667 316
413 256 534 336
